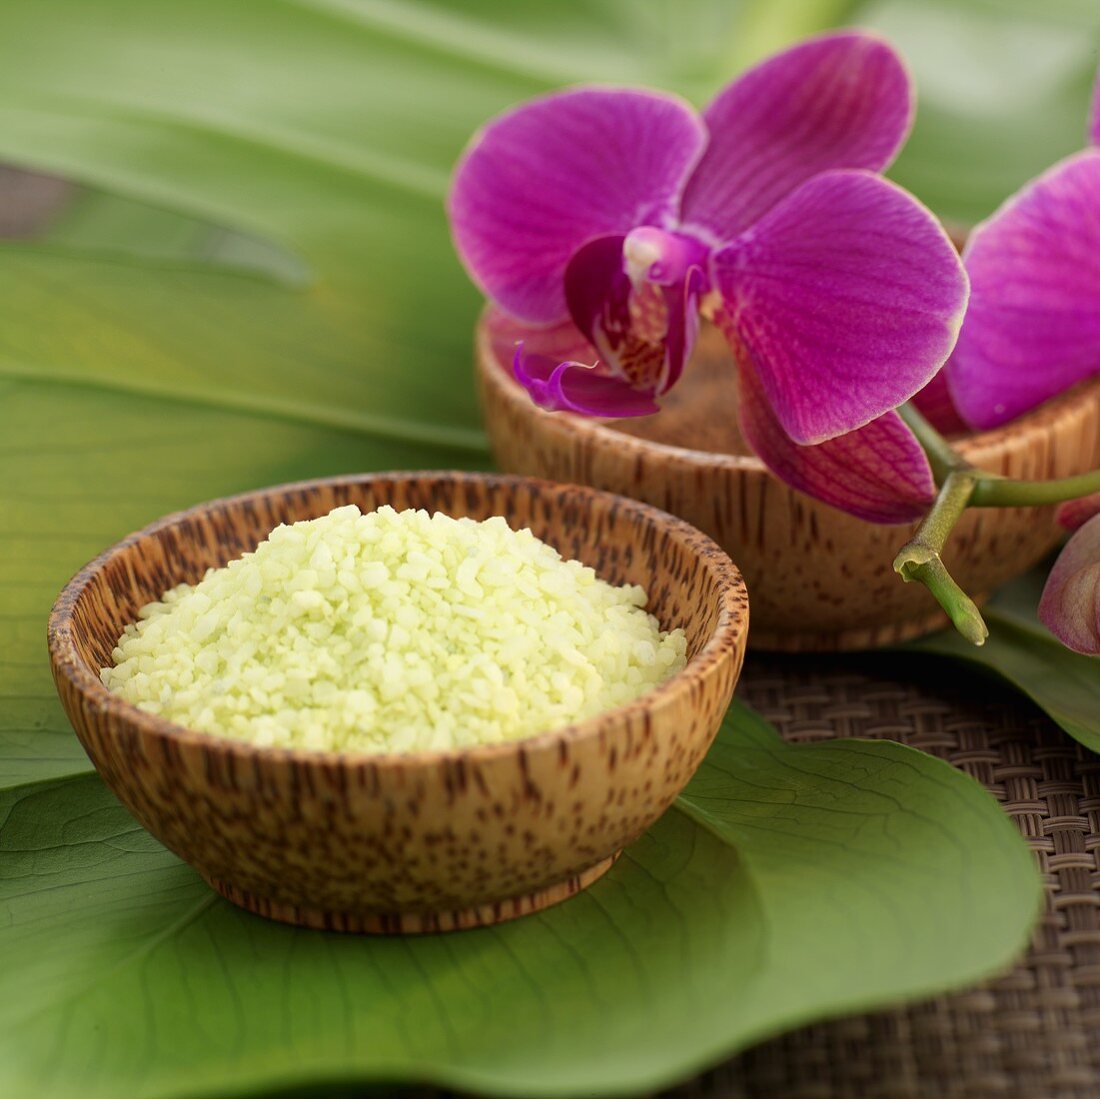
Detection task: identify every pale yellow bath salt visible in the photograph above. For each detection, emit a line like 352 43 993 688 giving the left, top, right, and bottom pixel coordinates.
101 505 687 753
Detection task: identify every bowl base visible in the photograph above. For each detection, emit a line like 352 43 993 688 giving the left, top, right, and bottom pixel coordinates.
202 853 621 935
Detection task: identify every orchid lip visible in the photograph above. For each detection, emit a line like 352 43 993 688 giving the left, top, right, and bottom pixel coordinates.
512 344 661 418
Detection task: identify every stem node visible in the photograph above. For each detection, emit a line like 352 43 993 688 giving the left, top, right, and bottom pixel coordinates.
892 469 987 646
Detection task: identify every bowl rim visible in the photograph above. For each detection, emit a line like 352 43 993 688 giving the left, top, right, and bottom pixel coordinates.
48 470 748 770
476 307 1100 472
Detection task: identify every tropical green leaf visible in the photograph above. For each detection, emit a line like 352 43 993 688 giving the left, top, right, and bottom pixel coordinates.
42 188 310 282
0 702 1040 1099
907 571 1100 753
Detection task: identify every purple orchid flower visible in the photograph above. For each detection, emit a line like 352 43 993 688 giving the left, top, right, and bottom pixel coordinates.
449 31 969 524
937 67 1100 430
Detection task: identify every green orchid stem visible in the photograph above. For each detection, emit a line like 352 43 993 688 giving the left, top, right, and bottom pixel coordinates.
970 468 1100 507
893 470 989 646
888 404 1098 644
899 400 1100 505
897 401 971 482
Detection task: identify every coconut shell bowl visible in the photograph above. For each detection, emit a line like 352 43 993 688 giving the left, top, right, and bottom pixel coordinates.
48 472 748 934
478 318 1100 651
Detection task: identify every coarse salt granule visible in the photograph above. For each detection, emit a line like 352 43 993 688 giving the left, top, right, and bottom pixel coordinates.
101 505 688 753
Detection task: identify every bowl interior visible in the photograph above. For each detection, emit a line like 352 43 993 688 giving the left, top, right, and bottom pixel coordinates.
65 474 736 693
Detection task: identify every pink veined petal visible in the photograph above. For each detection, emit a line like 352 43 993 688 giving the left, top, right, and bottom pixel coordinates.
713 170 968 445
912 370 970 435
736 354 936 524
448 87 706 324
564 232 705 396
484 306 594 371
947 150 1100 430
680 30 913 240
1039 513 1100 655
1056 491 1100 532
513 348 660 418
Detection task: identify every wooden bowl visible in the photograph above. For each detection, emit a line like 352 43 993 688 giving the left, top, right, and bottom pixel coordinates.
48 472 748 933
478 317 1100 651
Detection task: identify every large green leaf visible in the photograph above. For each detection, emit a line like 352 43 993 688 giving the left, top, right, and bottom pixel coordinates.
0 702 1040 1099
908 571 1100 754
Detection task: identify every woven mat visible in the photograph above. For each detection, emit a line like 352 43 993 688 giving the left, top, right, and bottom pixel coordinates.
4 171 1096 1099
662 653 1100 1099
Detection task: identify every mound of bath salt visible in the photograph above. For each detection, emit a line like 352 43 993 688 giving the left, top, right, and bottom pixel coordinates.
102 504 687 753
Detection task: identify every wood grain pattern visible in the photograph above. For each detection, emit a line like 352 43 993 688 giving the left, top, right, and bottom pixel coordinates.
478 318 1100 651
48 472 748 933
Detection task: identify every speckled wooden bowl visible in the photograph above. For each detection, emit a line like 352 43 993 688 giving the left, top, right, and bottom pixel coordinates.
48 472 747 934
478 318 1100 651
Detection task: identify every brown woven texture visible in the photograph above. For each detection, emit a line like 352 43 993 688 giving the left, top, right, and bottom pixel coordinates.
663 653 1100 1099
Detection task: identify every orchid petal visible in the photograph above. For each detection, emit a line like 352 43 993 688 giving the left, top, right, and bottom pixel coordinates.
513 349 659 418
713 170 968 445
448 88 706 324
1039 513 1100 655
680 31 912 239
1056 491 1100 532
912 371 969 435
947 150 1100 430
737 357 936 524
565 232 704 396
